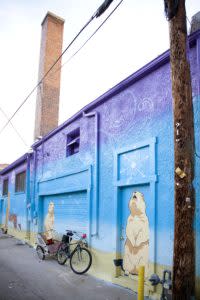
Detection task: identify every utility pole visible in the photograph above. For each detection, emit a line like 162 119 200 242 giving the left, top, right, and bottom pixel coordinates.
164 0 195 299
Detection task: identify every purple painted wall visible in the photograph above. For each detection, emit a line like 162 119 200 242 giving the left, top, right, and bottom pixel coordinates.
0 29 200 294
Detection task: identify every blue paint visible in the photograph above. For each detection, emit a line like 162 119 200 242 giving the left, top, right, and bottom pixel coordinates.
31 148 37 221
114 139 157 267
42 191 89 234
26 153 31 229
83 111 100 237
0 30 199 285
0 199 3 224
1 197 7 225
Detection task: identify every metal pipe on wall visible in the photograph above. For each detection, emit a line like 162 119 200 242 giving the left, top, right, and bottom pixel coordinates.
25 152 31 239
32 148 37 223
83 111 99 237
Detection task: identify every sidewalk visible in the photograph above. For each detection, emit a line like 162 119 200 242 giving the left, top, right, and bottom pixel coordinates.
0 233 150 300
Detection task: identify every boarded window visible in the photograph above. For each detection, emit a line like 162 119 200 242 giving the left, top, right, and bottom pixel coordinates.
66 128 80 157
2 178 8 196
15 171 26 193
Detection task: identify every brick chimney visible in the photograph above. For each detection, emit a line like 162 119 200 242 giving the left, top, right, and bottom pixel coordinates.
34 12 64 140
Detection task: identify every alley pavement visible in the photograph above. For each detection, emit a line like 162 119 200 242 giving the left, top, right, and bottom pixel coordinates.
0 232 139 300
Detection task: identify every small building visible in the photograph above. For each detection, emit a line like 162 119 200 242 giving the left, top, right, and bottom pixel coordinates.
0 12 200 298
0 164 9 171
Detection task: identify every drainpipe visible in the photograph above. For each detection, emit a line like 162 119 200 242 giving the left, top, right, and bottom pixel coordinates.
83 111 99 237
42 142 44 177
25 151 32 239
32 147 37 222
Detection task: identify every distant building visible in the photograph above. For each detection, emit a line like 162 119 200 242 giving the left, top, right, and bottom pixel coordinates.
0 164 9 171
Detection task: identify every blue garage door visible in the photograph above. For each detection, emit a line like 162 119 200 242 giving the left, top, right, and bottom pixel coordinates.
42 191 88 236
0 199 6 227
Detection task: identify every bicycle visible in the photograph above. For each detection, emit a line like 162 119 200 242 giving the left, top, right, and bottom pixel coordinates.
35 230 62 260
57 230 92 275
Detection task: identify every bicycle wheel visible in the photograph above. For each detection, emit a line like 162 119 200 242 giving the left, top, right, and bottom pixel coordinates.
36 245 45 260
70 247 92 274
57 244 68 265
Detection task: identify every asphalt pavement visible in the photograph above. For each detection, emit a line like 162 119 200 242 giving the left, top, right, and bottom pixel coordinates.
0 233 138 300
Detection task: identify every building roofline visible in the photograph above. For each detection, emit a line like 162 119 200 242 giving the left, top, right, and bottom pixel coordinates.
32 29 200 149
0 153 28 175
32 49 170 149
2 29 200 173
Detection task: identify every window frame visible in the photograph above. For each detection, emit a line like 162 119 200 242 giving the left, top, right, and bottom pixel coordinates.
15 170 26 193
2 178 9 196
66 128 80 157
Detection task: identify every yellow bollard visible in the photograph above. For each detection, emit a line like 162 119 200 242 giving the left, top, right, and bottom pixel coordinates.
138 266 145 300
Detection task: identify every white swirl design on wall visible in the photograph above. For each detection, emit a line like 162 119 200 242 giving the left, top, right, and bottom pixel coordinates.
102 91 137 134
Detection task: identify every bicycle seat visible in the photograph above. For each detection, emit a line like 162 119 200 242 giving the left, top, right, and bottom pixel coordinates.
66 230 73 236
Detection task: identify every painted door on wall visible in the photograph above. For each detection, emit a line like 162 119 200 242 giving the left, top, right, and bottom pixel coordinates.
41 191 89 237
0 199 6 227
119 184 150 276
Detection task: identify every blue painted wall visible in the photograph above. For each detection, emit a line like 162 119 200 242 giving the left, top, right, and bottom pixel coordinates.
29 60 174 268
0 162 27 231
0 32 200 288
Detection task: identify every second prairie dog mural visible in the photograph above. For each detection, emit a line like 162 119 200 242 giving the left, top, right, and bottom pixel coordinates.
123 191 149 276
44 202 55 240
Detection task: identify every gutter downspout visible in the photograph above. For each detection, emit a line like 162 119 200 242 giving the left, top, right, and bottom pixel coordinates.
25 152 31 240
32 148 37 223
83 111 99 237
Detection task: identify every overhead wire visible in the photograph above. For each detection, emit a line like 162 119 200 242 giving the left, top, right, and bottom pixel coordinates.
0 16 94 136
0 106 28 146
50 0 124 78
0 0 119 136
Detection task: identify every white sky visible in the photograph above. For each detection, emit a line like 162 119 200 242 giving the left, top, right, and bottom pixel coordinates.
0 0 199 164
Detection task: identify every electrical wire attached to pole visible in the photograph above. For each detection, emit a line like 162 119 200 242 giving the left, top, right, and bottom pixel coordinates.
50 0 123 78
0 0 117 136
0 106 28 146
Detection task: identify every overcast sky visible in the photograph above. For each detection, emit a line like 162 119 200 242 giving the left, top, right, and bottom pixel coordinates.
0 0 199 164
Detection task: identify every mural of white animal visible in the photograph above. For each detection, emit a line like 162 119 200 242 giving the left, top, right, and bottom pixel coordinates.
44 202 55 240
123 191 149 276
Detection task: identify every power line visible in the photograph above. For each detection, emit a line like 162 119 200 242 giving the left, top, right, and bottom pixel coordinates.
50 0 124 78
0 106 28 146
0 0 116 136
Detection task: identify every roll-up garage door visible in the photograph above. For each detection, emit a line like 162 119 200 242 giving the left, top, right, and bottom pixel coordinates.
42 191 88 235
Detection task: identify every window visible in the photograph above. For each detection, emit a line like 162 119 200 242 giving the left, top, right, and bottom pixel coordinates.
2 178 8 196
15 171 26 193
66 128 80 157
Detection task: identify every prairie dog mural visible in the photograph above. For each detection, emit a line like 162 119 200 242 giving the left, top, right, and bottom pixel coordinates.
123 191 149 275
44 202 54 240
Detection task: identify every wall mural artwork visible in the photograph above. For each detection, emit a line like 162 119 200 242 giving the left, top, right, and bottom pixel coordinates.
44 202 54 241
8 213 21 230
123 191 149 276
9 214 17 229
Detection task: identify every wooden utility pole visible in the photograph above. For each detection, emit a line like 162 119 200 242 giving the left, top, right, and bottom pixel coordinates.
165 0 195 299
